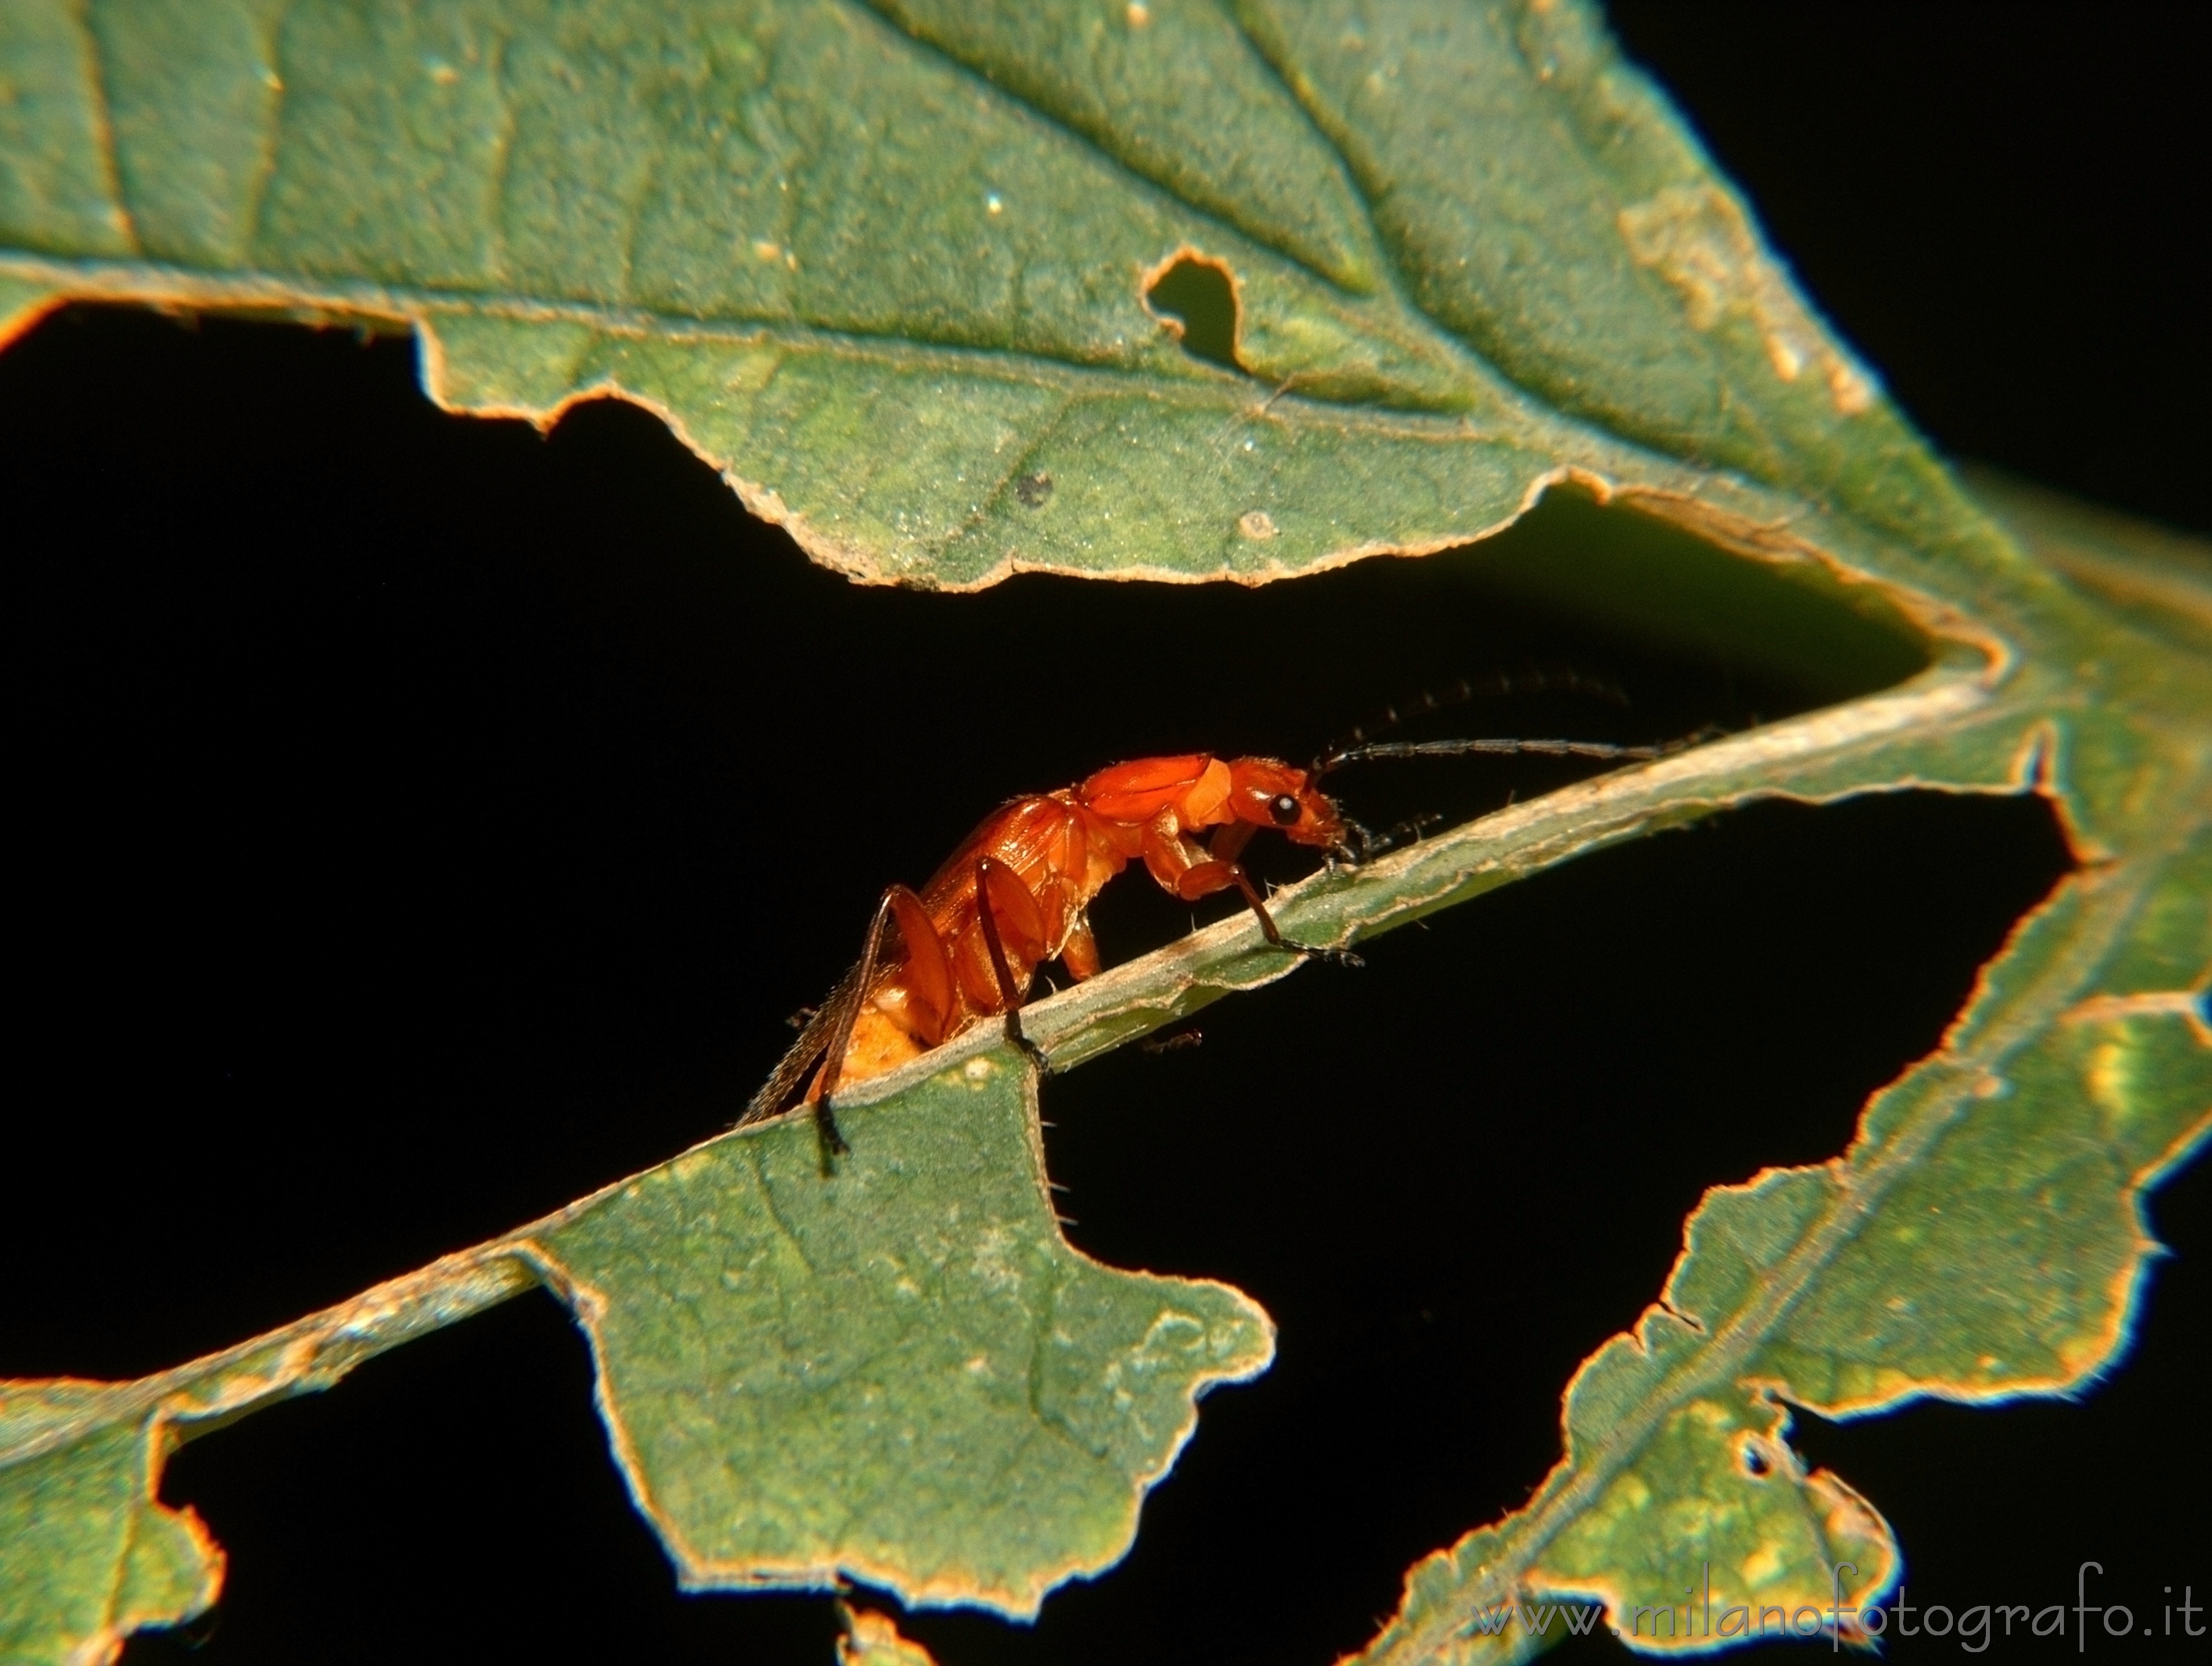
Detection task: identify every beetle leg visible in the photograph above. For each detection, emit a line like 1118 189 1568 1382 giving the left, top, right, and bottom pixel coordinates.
1165 849 1363 969
884 887 956 1045
974 858 1052 1072
1153 816 1362 967
810 882 944 1164
738 963 855 1137
1228 863 1363 967
1060 911 1102 981
1208 819 1258 863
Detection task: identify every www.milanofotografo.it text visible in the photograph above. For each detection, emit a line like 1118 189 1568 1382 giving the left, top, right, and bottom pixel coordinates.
1466 1565 2204 1652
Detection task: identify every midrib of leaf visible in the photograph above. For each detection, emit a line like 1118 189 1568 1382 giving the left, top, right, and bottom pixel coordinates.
0 658 2006 1470
0 248 1465 419
1 1253 539 1476
995 664 2003 1071
0 246 1613 492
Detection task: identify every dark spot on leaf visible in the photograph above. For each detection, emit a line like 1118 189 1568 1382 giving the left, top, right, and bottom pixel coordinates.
1144 253 1242 372
1013 471 1053 508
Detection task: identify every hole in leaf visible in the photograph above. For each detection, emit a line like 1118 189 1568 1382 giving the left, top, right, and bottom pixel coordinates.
136 1292 841 1663
1744 1443 1772 1476
1143 253 1243 371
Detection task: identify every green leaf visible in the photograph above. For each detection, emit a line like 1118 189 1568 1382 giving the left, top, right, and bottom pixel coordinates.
3 2 2208 1661
1346 497 2212 1665
522 1053 1271 1616
0 275 54 342
0 1389 220 1666
0 1063 1266 1658
7 0 1988 591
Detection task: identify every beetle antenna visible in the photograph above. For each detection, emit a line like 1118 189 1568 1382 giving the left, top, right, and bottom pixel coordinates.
1317 725 1718 779
1309 666 1634 775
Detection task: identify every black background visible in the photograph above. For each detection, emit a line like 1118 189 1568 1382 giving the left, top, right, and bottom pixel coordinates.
3 3 2204 1662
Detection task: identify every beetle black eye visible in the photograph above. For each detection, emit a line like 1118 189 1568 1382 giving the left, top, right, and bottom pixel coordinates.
1269 794 1301 825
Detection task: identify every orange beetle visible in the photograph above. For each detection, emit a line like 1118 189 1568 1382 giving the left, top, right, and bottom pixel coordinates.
741 702 1674 1156
740 751 1357 1153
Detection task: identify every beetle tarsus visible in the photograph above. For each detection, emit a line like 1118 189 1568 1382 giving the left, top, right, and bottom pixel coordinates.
1005 1011 1053 1074
814 1098 850 1167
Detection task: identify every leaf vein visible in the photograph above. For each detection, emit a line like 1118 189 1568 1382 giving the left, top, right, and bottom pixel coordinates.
69 0 139 257
841 0 1352 295
0 248 1552 450
236 0 296 260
